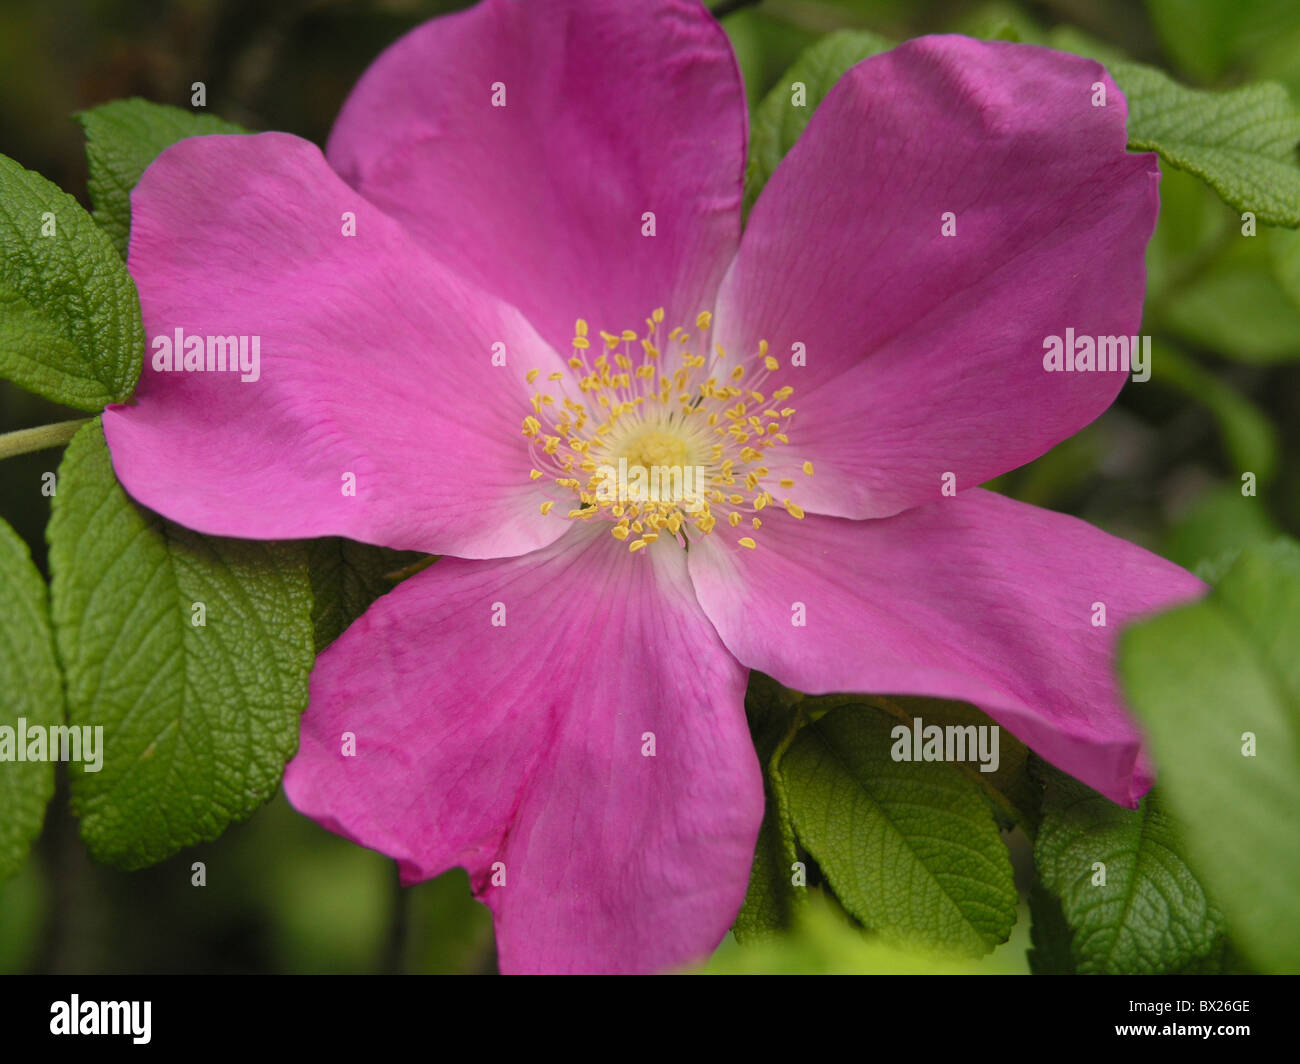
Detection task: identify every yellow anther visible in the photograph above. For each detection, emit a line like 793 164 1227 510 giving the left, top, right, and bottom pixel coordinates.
780 478 795 488
738 537 757 550
519 311 802 556
764 356 779 371
803 461 814 476
784 499 805 519
752 517 762 529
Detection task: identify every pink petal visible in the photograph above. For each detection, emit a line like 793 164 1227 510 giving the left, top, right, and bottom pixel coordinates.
716 36 1159 519
687 491 1205 808
103 132 566 559
326 0 746 353
284 526 761 973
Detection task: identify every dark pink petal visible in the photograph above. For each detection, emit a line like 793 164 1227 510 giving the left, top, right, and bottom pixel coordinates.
326 0 746 352
284 527 761 973
103 132 566 559
716 36 1159 519
687 490 1205 807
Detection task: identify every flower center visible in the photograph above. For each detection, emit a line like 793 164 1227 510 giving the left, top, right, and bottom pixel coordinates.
521 309 812 553
617 425 692 471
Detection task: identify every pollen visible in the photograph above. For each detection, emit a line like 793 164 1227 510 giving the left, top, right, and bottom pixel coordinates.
520 309 807 555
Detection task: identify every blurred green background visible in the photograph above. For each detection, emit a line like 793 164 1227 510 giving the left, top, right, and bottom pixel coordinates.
1 0 1297 973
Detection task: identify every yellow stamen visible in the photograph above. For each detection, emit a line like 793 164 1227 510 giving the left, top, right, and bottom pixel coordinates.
518 308 805 557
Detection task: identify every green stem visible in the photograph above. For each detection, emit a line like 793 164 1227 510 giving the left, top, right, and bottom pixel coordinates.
0 418 91 460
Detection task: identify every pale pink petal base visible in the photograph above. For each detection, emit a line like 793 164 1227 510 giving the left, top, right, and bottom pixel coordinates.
284 526 761 974
687 489 1205 807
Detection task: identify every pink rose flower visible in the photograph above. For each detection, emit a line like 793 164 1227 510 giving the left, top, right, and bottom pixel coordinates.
103 0 1203 973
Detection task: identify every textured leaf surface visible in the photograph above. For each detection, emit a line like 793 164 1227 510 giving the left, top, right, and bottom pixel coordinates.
1112 60 1300 226
0 153 142 409
307 537 426 651
76 99 248 258
733 673 806 942
1121 539 1300 973
781 706 1017 955
1035 773 1224 974
0 517 63 881
48 421 313 868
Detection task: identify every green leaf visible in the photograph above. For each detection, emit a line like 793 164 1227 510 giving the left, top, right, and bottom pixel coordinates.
743 30 894 215
75 99 249 259
1110 60 1300 227
47 420 313 869
1143 166 1231 304
858 695 1041 835
704 894 1018 975
0 516 63 882
0 153 143 410
1269 222 1300 309
1150 343 1279 481
1044 26 1132 70
1026 877 1076 974
780 705 1017 955
307 537 427 651
951 3 1047 46
733 673 807 943
1161 483 1282 577
1158 237 1300 362
1120 538 1300 973
1034 772 1224 974
1145 0 1300 85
